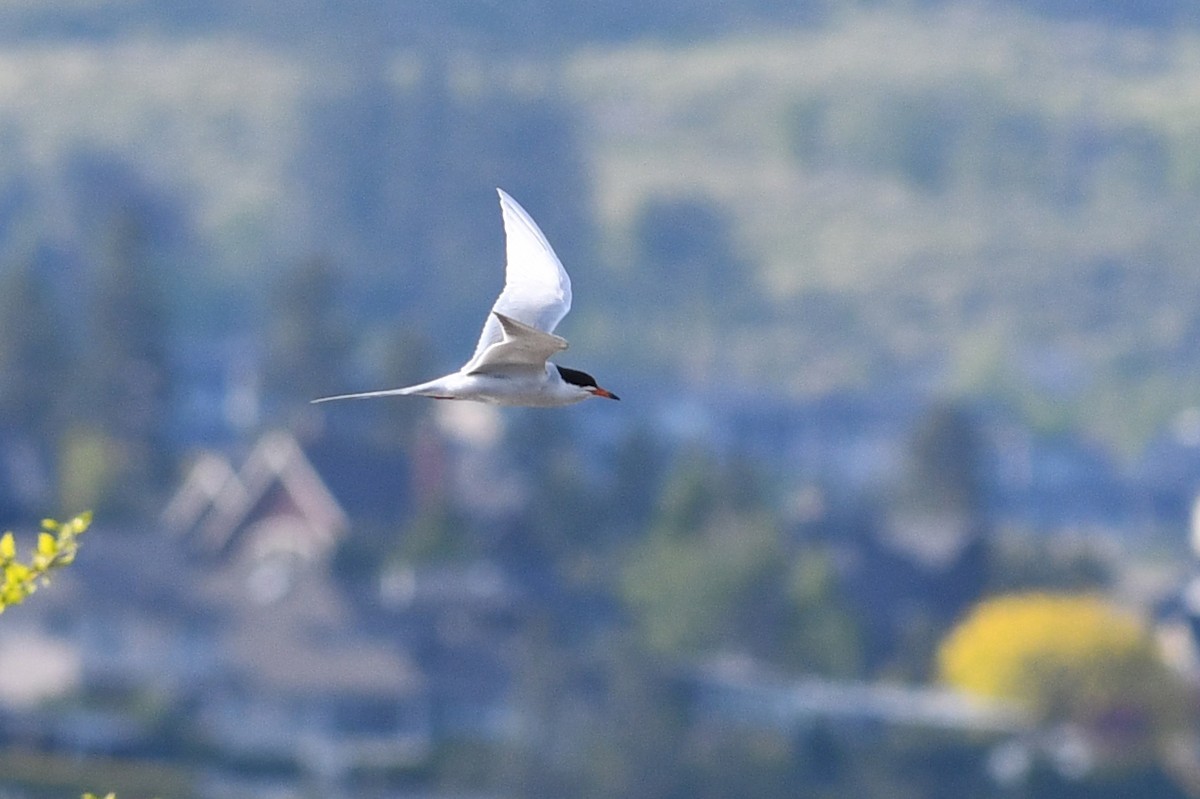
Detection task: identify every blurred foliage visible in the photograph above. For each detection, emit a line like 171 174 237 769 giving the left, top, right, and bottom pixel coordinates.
632 195 758 318
622 452 862 674
87 212 173 516
264 255 354 411
0 260 73 443
0 747 186 797
897 402 985 515
2 4 1200 797
623 510 784 654
784 550 864 676
396 499 474 562
938 592 1189 769
7 4 1200 456
365 329 440 452
568 6 1200 449
58 429 117 521
0 512 91 612
987 532 1114 594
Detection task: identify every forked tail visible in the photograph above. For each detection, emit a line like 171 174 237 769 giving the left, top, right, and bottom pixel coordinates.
311 386 423 404
311 378 451 404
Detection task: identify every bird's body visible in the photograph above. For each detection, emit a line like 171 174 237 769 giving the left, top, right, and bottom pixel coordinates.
347 365 592 407
313 189 618 407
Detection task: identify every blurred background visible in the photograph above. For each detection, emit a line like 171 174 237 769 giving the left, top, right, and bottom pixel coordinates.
3 0 1200 797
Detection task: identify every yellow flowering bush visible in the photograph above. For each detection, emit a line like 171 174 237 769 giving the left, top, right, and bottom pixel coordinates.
0 512 92 612
938 592 1144 701
938 591 1185 767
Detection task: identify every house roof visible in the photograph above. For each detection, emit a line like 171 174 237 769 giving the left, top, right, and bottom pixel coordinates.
164 431 349 562
158 433 416 697
162 451 245 540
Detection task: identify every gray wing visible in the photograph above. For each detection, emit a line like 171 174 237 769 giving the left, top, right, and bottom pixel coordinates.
466 312 568 376
464 189 572 371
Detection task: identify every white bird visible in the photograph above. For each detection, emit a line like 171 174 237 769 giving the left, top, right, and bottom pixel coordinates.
313 188 619 407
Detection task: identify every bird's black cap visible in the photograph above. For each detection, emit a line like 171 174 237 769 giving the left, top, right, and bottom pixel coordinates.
556 365 619 400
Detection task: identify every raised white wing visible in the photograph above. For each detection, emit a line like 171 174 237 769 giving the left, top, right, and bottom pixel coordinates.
466 312 568 376
464 189 572 370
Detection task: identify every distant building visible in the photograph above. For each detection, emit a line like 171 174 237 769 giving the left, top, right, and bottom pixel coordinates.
1155 491 1200 682
0 431 430 780
169 431 349 563
168 432 429 775
686 653 1027 736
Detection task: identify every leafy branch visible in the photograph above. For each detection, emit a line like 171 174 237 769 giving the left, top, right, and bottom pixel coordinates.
0 512 93 612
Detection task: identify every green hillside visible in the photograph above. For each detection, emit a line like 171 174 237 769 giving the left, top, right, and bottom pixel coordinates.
2 5 1200 451
566 6 1200 449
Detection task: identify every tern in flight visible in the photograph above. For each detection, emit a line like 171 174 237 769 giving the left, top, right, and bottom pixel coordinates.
313 189 619 407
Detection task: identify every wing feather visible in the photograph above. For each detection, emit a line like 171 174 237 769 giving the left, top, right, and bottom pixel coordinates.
466 312 567 376
465 189 572 369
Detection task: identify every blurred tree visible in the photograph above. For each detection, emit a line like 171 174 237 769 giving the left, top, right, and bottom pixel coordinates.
496 611 587 799
303 53 414 282
58 429 115 523
629 195 766 382
396 498 474 562
797 89 960 192
783 551 864 676
0 260 71 442
0 259 72 521
987 532 1113 594
575 632 687 799
263 254 353 425
650 450 766 539
622 451 861 673
872 93 959 192
852 402 990 676
633 195 755 318
494 411 608 579
938 592 1190 772
608 424 671 534
682 730 799 799
85 212 173 517
897 401 985 516
303 51 596 360
623 509 783 655
373 328 439 447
